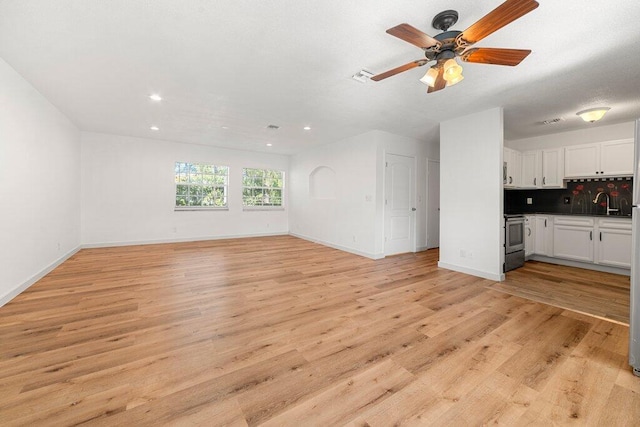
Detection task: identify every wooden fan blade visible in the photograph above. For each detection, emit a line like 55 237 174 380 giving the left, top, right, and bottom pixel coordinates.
386 23 440 49
459 0 539 45
461 48 531 66
427 66 446 93
371 60 428 82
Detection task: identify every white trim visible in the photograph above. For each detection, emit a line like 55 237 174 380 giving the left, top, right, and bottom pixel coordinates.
416 246 430 252
242 207 285 212
289 232 384 260
438 261 505 282
0 246 82 308
82 232 289 249
174 207 229 211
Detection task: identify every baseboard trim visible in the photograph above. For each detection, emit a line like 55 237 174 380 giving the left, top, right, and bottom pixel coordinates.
0 246 82 308
82 232 289 249
289 233 384 260
437 261 505 282
528 255 631 276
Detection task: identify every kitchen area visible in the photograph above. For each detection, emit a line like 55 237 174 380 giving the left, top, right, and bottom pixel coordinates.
503 137 633 276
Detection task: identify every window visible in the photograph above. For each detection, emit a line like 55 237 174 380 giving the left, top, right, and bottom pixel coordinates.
242 168 284 208
175 162 228 209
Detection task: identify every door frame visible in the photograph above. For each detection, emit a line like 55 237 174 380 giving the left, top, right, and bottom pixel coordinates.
426 158 440 249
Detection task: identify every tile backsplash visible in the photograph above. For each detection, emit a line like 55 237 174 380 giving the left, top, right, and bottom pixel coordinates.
505 177 633 216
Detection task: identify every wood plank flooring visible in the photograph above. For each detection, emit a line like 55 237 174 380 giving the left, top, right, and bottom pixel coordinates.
1 235 639 426
491 260 631 325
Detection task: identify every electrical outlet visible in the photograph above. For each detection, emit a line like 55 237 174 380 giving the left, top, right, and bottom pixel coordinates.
526 197 533 205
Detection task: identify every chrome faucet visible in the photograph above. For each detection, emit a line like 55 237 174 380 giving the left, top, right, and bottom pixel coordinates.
593 192 619 216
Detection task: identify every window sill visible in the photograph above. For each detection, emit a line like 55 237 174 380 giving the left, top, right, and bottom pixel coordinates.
242 207 285 212
174 207 229 212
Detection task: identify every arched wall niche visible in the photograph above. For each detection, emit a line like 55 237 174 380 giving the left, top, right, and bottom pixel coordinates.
309 166 336 199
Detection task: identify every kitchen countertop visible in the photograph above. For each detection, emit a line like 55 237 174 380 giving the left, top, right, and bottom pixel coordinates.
508 212 632 218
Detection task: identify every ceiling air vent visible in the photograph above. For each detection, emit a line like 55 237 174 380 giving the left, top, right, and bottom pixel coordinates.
352 70 374 83
541 117 564 125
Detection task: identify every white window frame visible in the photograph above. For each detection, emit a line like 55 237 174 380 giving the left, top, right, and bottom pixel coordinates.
242 168 285 210
174 162 229 210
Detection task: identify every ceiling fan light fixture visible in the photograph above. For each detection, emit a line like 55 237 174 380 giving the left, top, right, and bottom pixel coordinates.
419 67 439 87
577 107 610 123
446 73 464 87
442 58 463 82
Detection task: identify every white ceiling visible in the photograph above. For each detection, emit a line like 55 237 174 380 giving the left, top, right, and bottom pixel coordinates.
1 0 640 155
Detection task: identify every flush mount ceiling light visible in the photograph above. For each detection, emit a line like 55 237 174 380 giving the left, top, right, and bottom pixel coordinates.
150 126 159 131
303 126 311 131
149 94 162 101
576 107 611 123
266 143 273 147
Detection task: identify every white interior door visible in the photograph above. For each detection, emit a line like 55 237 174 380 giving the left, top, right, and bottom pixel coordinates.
427 159 440 249
384 153 415 256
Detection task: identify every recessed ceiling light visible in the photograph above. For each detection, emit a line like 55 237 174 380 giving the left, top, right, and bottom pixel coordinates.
149 94 162 101
303 126 311 131
266 143 273 147
150 126 159 131
221 126 229 130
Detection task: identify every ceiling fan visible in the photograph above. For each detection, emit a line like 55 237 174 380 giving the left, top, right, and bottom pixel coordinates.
371 0 539 93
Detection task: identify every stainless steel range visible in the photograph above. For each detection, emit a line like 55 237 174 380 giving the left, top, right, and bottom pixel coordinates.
505 214 525 271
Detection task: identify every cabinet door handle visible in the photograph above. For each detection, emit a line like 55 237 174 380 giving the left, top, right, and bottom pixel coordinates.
534 177 536 186
590 231 593 241
527 228 531 236
544 219 547 227
509 176 513 184
600 232 602 241
543 177 546 185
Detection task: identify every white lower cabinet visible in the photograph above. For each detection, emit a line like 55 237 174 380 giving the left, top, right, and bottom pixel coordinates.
596 218 632 268
524 215 535 257
552 217 595 262
527 214 631 270
534 215 552 256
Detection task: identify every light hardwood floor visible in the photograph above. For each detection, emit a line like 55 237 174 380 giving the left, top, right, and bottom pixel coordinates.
1 236 639 426
492 260 631 325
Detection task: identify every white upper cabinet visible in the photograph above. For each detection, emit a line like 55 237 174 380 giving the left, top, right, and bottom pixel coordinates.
521 150 542 188
564 144 599 177
564 139 633 178
541 148 564 188
503 147 521 188
600 139 634 176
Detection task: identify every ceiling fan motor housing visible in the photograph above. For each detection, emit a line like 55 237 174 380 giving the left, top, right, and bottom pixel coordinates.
425 30 462 61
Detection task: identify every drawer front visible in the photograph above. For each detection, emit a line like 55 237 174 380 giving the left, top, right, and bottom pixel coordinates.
553 216 595 227
597 218 632 230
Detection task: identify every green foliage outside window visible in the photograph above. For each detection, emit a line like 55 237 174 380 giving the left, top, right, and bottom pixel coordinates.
175 162 228 207
242 168 284 207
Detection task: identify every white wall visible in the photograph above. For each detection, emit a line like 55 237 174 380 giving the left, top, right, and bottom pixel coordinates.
289 129 439 259
505 121 634 150
0 58 81 306
439 108 504 281
81 132 289 246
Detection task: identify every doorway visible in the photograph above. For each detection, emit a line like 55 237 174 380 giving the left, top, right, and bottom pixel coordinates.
384 153 416 256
